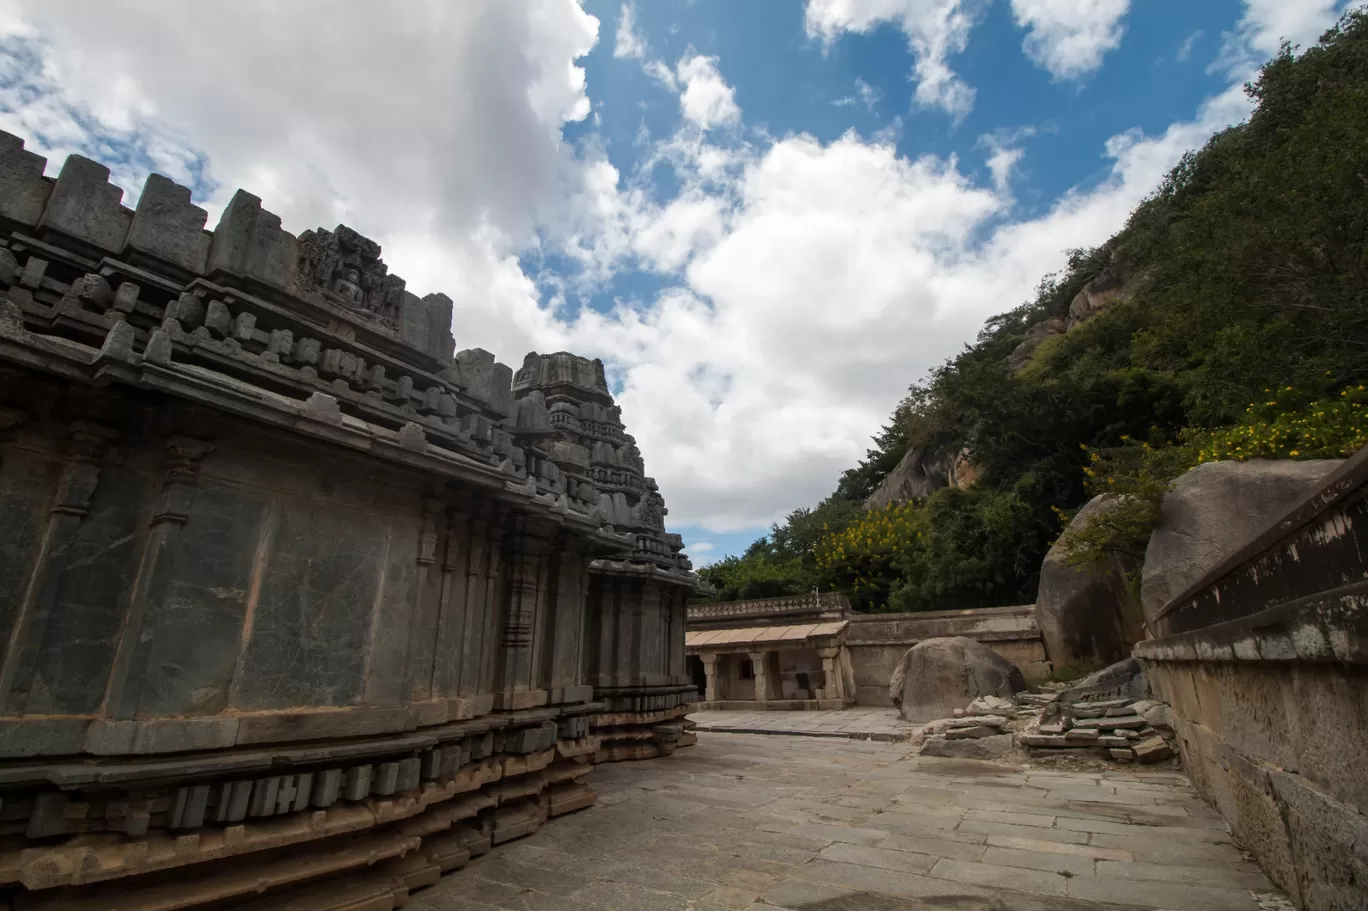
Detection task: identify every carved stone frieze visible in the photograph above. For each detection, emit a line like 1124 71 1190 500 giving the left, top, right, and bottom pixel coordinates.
294 224 405 329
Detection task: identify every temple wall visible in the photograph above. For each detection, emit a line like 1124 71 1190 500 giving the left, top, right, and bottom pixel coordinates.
0 130 698 910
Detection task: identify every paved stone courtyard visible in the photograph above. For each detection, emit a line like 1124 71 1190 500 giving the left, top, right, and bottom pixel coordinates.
409 731 1286 911
690 708 914 741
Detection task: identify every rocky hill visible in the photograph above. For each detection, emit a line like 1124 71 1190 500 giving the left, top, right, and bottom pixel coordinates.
700 10 1368 612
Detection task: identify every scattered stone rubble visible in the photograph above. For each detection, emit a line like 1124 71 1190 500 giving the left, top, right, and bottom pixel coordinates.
912 684 1178 765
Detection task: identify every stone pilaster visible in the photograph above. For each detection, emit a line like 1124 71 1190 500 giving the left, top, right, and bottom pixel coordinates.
493 519 550 710
456 507 491 701
402 496 443 702
104 436 215 719
429 497 470 700
0 421 119 713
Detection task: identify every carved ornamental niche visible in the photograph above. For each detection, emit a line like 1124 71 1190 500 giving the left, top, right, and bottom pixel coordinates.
294 224 405 329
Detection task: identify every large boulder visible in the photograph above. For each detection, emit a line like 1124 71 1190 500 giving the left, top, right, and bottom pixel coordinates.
1141 459 1342 629
1035 495 1146 673
889 637 1026 723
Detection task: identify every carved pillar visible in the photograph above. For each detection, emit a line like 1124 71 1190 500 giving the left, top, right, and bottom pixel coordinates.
0 421 119 712
749 650 772 703
818 646 844 702
701 653 718 702
104 436 215 719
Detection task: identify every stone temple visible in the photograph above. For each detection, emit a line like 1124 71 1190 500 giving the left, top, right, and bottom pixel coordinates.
0 131 698 909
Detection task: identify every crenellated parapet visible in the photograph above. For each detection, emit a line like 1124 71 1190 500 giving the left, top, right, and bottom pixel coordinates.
0 132 694 910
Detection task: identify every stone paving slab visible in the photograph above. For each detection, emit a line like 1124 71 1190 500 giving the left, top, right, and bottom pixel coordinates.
408 732 1292 911
688 708 915 741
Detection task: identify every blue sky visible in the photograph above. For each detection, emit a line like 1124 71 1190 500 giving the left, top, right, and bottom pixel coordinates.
0 0 1349 566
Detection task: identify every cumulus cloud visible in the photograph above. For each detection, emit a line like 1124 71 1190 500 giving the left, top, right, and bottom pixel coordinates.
676 52 742 130
805 0 984 120
0 0 1261 540
1009 0 1130 79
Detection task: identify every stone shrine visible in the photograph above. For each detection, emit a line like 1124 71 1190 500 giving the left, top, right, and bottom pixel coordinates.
0 130 697 910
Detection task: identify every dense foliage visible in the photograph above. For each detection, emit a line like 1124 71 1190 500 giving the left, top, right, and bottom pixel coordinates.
700 12 1368 611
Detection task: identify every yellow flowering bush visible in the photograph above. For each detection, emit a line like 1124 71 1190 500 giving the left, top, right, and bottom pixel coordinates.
1061 386 1368 573
1193 385 1368 462
813 502 925 611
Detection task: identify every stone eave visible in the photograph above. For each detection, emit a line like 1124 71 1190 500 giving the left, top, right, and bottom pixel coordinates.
587 557 699 589
0 298 635 551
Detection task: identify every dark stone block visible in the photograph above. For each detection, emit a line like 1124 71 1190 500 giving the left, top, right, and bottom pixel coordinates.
215 780 252 823
248 776 281 817
232 496 387 710
0 448 62 649
396 756 422 792
121 480 269 717
20 464 152 715
373 761 400 796
311 769 342 808
343 765 372 802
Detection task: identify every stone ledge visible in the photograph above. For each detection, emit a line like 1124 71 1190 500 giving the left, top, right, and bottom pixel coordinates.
1135 580 1368 664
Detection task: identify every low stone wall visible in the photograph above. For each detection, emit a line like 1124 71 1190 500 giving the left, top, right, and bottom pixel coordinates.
1136 448 1368 911
1137 586 1368 911
845 606 1052 705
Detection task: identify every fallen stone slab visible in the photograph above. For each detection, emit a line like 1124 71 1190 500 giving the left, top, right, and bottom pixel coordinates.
921 733 1014 760
1133 735 1175 763
1073 714 1146 729
1065 728 1100 741
1110 748 1136 762
967 694 1018 715
945 725 1000 740
1037 722 1066 735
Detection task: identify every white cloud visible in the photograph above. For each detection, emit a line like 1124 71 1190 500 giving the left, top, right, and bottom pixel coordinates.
614 2 647 59
1009 0 1130 79
1216 0 1345 75
676 51 742 130
643 59 679 90
0 0 1262 541
1178 29 1203 62
833 77 881 110
1239 0 1342 55
552 85 1250 532
804 0 984 120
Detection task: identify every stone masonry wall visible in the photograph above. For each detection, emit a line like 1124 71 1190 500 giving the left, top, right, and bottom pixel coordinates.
845 606 1052 705
1136 447 1368 911
0 131 697 910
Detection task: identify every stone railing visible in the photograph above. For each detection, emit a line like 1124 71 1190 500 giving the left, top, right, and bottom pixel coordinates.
687 592 851 623
1136 446 1368 911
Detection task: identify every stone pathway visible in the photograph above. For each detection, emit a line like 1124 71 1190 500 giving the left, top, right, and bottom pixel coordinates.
408 732 1288 911
690 708 914 741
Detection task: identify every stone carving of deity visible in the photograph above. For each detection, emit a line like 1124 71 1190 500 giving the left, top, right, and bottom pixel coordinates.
333 266 365 308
